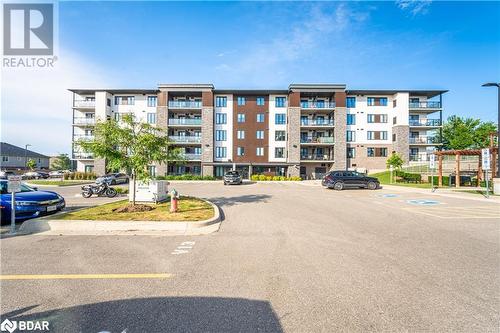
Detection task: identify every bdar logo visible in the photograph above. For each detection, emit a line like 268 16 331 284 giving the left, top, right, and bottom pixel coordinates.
3 3 53 55
0 319 17 333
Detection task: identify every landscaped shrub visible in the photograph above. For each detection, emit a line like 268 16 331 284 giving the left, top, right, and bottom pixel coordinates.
394 171 421 183
158 174 216 181
251 174 260 181
64 172 96 180
258 174 266 181
115 187 129 194
427 175 450 185
251 174 302 181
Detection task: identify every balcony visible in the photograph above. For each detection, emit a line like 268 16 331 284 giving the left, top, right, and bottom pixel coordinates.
168 101 202 109
300 101 336 109
300 119 334 127
73 117 95 126
409 154 431 162
300 154 334 161
73 153 94 159
73 134 94 141
300 136 334 144
73 100 95 108
168 118 202 126
409 101 442 109
183 153 202 160
409 136 441 145
409 119 442 127
168 136 202 143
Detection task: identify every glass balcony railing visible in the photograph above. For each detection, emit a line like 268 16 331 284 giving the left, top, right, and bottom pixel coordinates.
409 154 431 162
300 136 335 144
300 119 334 126
409 101 441 109
168 101 202 109
300 154 334 161
409 119 442 126
73 135 94 141
183 153 202 160
300 101 336 109
168 118 202 126
409 136 441 144
168 136 202 143
73 100 96 108
73 117 95 125
73 153 94 159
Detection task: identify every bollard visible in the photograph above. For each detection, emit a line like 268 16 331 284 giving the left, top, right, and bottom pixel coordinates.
170 188 179 213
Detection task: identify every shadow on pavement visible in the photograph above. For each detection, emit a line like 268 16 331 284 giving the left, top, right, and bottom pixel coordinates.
1 296 283 333
208 194 272 207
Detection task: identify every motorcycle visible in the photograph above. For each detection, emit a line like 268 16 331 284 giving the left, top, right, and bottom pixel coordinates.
81 180 117 198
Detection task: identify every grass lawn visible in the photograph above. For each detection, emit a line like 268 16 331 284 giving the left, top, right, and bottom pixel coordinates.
370 171 433 189
54 197 214 221
28 180 93 186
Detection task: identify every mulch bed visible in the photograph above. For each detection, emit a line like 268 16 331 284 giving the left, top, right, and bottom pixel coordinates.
112 204 156 213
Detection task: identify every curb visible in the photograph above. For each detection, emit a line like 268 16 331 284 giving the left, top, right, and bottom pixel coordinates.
18 199 221 236
382 184 500 203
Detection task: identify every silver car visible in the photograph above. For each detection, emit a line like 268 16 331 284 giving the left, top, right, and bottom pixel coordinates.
96 173 129 185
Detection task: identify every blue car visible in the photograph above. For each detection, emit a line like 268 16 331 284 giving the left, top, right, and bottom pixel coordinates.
0 180 65 225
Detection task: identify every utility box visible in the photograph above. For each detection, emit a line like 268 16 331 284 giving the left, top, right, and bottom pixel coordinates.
129 180 168 203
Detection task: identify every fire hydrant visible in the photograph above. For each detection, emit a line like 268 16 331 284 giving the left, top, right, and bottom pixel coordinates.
170 189 179 213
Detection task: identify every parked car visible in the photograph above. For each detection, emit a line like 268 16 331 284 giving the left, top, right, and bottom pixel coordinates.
23 171 50 179
223 170 242 185
322 170 380 190
0 170 16 180
49 170 67 178
95 173 129 185
0 180 66 225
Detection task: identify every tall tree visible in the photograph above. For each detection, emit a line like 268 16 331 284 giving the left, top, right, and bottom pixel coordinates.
77 114 183 205
51 153 71 170
26 159 37 170
442 115 496 150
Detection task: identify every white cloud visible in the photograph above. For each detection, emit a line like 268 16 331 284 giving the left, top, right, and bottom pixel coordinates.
1 50 117 156
396 0 432 15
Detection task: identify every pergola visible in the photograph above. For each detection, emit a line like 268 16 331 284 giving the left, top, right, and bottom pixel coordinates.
433 147 498 187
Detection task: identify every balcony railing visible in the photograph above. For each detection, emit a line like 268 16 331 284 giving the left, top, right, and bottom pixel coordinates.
168 136 202 143
73 153 94 159
182 153 202 160
168 118 202 126
300 136 335 144
409 101 442 109
300 101 336 109
73 100 95 108
301 119 334 126
73 117 95 125
73 135 94 141
409 119 442 127
168 101 202 109
409 154 431 162
300 154 334 161
409 136 441 144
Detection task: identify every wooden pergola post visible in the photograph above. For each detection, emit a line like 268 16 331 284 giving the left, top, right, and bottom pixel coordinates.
455 153 461 188
478 154 483 183
438 154 443 186
491 149 497 179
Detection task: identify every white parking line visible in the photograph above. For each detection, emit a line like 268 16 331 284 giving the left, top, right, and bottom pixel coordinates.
171 241 195 255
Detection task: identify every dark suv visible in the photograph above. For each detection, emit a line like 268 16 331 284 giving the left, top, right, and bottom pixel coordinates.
223 170 242 185
322 170 380 190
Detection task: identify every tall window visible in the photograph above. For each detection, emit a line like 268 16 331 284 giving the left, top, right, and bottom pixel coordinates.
256 97 265 106
367 114 388 123
347 147 356 158
275 97 286 107
237 114 245 123
256 130 264 139
275 148 284 158
215 147 227 158
275 114 286 124
346 97 356 108
367 131 388 140
237 130 245 139
275 130 286 141
147 96 157 107
367 97 388 106
148 165 156 177
237 96 246 106
216 96 227 107
347 114 356 125
346 131 356 142
115 96 135 105
256 113 265 122
215 130 227 141
215 113 227 124
237 147 245 156
147 113 156 124
367 147 387 157
256 147 264 156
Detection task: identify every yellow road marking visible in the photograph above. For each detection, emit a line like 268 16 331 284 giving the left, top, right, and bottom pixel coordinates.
0 273 173 280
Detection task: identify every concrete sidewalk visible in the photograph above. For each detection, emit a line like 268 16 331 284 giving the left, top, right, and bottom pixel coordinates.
382 184 500 203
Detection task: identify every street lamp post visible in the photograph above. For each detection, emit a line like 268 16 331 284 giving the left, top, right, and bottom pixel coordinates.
482 83 500 194
24 144 31 170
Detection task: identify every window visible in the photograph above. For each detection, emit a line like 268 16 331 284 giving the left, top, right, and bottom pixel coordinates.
256 130 264 139
275 114 286 124
147 113 156 124
275 97 286 107
256 113 265 122
216 96 227 107
367 114 388 123
237 147 245 156
256 97 265 106
347 114 356 125
215 147 227 158
237 114 245 123
367 131 388 140
107 98 111 107
346 97 356 108
84 165 94 173
346 131 356 142
367 147 387 157
148 165 156 177
215 113 227 124
2 156 8 162
147 96 157 107
275 147 284 158
115 96 135 105
114 113 121 121
347 147 356 158
237 130 245 139
237 96 246 106
275 130 286 141
256 147 264 156
367 97 388 106
215 130 227 141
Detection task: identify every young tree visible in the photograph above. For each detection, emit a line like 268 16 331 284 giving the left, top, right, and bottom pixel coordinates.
386 152 404 170
51 153 71 170
26 159 37 170
77 114 183 205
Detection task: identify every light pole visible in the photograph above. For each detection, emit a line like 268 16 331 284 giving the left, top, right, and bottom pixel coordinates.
482 83 500 194
24 144 31 170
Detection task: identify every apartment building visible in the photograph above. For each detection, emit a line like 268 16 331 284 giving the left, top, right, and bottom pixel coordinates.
70 84 445 179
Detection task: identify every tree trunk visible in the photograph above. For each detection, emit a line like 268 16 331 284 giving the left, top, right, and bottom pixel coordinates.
132 173 136 206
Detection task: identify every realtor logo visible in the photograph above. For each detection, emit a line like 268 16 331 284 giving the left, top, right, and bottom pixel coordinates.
0 319 17 333
3 3 53 55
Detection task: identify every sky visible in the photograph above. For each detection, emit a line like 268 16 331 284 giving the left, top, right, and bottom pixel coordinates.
1 0 499 155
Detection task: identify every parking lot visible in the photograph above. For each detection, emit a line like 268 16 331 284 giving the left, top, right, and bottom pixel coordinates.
1 181 499 332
